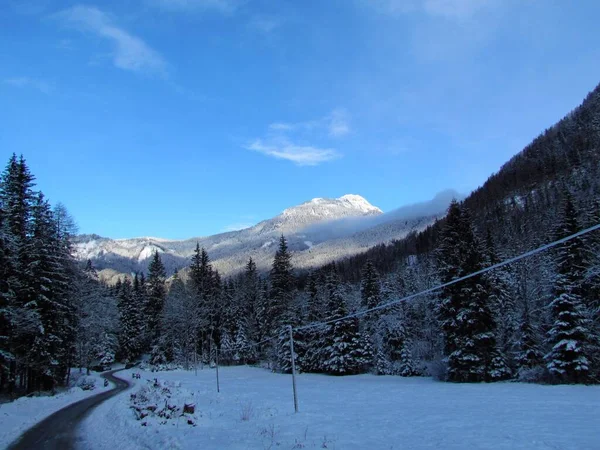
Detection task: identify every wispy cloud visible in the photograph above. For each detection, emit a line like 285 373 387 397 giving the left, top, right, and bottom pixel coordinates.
222 222 254 232
56 39 74 50
54 5 167 75
246 139 339 166
247 109 349 166
3 77 53 94
267 109 351 138
364 0 495 20
149 0 241 14
248 15 283 34
328 108 350 137
269 122 295 131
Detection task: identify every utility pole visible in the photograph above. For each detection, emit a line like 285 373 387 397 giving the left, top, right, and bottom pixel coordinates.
194 341 198 376
216 349 220 393
288 325 299 413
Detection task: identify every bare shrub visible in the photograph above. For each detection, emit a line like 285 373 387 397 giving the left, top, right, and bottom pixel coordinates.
239 400 254 422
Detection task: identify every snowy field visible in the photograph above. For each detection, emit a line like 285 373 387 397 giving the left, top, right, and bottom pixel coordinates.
0 370 113 448
80 366 600 450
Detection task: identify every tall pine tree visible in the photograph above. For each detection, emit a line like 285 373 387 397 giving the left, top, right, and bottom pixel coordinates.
545 194 591 383
437 200 509 382
269 235 295 329
146 251 166 346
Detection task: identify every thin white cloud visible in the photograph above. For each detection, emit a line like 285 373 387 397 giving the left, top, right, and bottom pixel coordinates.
150 0 240 14
54 5 167 75
269 122 295 131
328 108 350 137
267 109 351 138
364 0 495 20
222 222 254 232
248 15 283 33
246 139 340 166
249 109 348 165
3 77 53 94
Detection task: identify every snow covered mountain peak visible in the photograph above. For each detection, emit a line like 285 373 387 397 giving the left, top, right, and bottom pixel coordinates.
338 194 382 214
278 194 382 227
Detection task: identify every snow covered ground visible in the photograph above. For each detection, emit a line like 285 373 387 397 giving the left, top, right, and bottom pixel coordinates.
80 366 600 450
0 369 113 448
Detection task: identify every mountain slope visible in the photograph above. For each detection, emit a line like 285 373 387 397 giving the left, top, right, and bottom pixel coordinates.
74 193 454 281
333 82 600 283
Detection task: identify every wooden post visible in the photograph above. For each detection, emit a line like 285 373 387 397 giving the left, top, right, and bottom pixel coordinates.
215 349 221 393
288 325 299 413
194 341 198 376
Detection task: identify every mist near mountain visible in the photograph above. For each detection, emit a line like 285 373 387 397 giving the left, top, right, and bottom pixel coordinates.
303 189 462 241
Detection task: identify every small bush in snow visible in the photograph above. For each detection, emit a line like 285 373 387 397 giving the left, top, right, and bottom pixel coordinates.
129 379 197 426
77 376 96 391
139 361 182 372
239 400 254 421
428 359 448 381
517 366 547 383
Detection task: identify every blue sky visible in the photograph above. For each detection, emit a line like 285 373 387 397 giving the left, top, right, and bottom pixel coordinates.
1 0 599 239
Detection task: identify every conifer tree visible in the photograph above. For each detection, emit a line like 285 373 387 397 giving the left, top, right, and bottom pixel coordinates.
515 298 543 373
0 192 15 389
242 258 261 345
321 269 372 375
0 154 38 392
75 260 118 373
437 200 510 382
160 271 199 368
306 272 321 322
146 251 166 346
384 317 417 376
233 324 256 363
118 278 142 363
360 260 381 310
485 231 518 365
545 195 591 383
189 244 214 358
269 235 295 328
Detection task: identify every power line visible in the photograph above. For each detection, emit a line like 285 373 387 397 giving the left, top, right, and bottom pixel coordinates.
295 222 600 332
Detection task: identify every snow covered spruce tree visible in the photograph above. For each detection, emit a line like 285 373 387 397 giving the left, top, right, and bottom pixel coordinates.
437 200 510 382
485 231 518 368
74 260 118 373
268 236 296 367
117 277 145 363
269 235 295 329
361 260 382 311
25 192 75 389
321 269 372 375
297 272 325 373
514 297 544 379
0 195 13 389
375 315 417 376
0 154 37 394
159 271 200 369
189 245 215 362
146 251 167 362
240 258 262 358
544 194 592 383
0 154 80 393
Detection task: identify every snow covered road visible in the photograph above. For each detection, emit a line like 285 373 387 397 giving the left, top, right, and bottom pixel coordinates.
6 369 131 450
